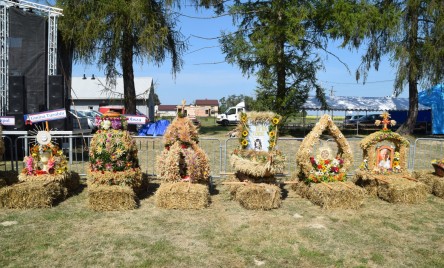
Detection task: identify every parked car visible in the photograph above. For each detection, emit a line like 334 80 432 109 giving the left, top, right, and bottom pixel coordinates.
68 110 90 130
344 114 381 128
79 110 103 132
344 115 364 124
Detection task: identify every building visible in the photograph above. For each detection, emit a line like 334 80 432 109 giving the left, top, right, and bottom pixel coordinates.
193 99 219 117
70 76 155 121
155 105 177 117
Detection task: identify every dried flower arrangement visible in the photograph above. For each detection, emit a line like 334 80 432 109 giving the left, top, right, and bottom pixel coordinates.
20 143 68 177
156 116 210 183
296 114 353 183
231 112 285 177
88 128 142 188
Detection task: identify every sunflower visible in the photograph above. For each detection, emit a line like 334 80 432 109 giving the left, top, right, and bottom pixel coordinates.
272 117 280 125
269 130 276 137
241 114 247 123
241 139 248 147
242 130 249 137
269 141 275 149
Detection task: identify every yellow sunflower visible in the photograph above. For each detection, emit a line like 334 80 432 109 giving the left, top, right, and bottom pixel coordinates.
269 141 275 148
241 114 247 123
241 139 248 146
272 117 280 125
242 130 249 137
269 130 276 137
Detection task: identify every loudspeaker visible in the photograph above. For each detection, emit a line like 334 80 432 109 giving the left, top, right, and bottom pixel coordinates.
8 75 25 114
48 75 64 109
48 75 66 130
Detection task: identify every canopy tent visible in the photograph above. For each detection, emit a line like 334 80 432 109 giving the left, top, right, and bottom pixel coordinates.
138 119 170 136
303 96 431 111
419 84 444 134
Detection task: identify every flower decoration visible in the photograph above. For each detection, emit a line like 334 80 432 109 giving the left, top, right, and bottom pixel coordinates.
306 155 346 183
272 117 280 125
95 115 128 131
241 139 248 147
241 114 247 123
21 143 68 176
242 130 249 137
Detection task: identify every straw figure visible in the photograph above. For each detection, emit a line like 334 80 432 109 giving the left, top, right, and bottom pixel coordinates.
227 111 285 210
87 111 143 211
354 111 428 204
0 128 79 209
155 101 211 209
294 114 365 209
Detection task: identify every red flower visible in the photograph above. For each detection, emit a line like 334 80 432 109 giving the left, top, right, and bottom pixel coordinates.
310 157 315 164
324 159 330 164
317 164 323 169
181 144 188 149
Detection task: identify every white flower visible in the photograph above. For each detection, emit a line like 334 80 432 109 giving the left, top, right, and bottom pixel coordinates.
102 120 111 130
332 159 339 166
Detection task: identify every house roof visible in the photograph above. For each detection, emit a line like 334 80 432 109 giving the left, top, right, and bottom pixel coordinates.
195 99 219 106
71 76 153 100
157 105 177 111
303 96 431 111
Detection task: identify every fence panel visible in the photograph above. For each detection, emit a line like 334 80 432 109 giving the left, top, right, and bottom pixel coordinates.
412 138 444 170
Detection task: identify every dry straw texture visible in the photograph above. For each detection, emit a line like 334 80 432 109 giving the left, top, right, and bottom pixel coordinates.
0 181 68 209
230 111 284 179
157 117 210 183
360 131 409 171
413 170 444 198
87 169 142 189
235 183 282 210
305 182 366 209
155 182 209 209
376 177 428 204
87 184 137 211
296 114 353 180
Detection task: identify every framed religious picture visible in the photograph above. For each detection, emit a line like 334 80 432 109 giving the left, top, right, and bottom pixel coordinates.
376 145 394 169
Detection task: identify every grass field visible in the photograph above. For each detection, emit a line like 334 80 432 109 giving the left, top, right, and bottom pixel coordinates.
0 180 443 267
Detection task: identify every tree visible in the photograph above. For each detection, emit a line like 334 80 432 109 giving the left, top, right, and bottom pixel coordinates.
153 93 161 106
220 0 328 120
219 94 254 112
56 0 186 130
323 0 444 134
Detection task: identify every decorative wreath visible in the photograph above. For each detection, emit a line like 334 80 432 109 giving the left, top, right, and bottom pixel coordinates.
20 143 68 177
359 130 409 173
231 111 285 177
296 114 353 183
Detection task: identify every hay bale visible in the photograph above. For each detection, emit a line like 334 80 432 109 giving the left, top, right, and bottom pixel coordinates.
412 170 437 193
354 170 378 196
306 181 365 209
0 181 68 209
290 177 310 198
235 183 281 210
433 178 444 198
155 182 209 209
223 175 242 199
88 184 137 211
377 178 428 204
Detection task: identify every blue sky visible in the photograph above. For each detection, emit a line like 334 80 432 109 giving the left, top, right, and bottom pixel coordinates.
72 4 408 106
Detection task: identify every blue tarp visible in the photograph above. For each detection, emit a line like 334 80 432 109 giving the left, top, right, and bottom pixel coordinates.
419 84 444 135
138 119 170 136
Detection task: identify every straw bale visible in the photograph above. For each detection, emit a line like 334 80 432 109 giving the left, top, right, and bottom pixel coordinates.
377 178 428 204
223 175 242 199
0 181 68 209
306 182 365 209
18 172 80 194
235 183 281 210
433 178 444 198
412 170 437 193
88 184 137 211
354 170 378 196
290 176 310 198
155 182 209 209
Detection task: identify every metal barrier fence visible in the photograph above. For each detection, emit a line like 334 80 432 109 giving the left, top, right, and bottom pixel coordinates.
1 135 443 177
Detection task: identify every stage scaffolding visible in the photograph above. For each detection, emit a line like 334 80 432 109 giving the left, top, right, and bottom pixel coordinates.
0 0 62 116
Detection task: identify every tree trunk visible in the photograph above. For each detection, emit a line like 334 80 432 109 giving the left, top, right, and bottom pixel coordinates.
121 30 137 132
397 1 419 135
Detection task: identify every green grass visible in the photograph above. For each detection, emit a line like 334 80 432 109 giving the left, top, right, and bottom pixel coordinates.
0 182 443 267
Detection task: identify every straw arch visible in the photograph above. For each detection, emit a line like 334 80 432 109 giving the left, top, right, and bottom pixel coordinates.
360 131 409 171
296 114 353 177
